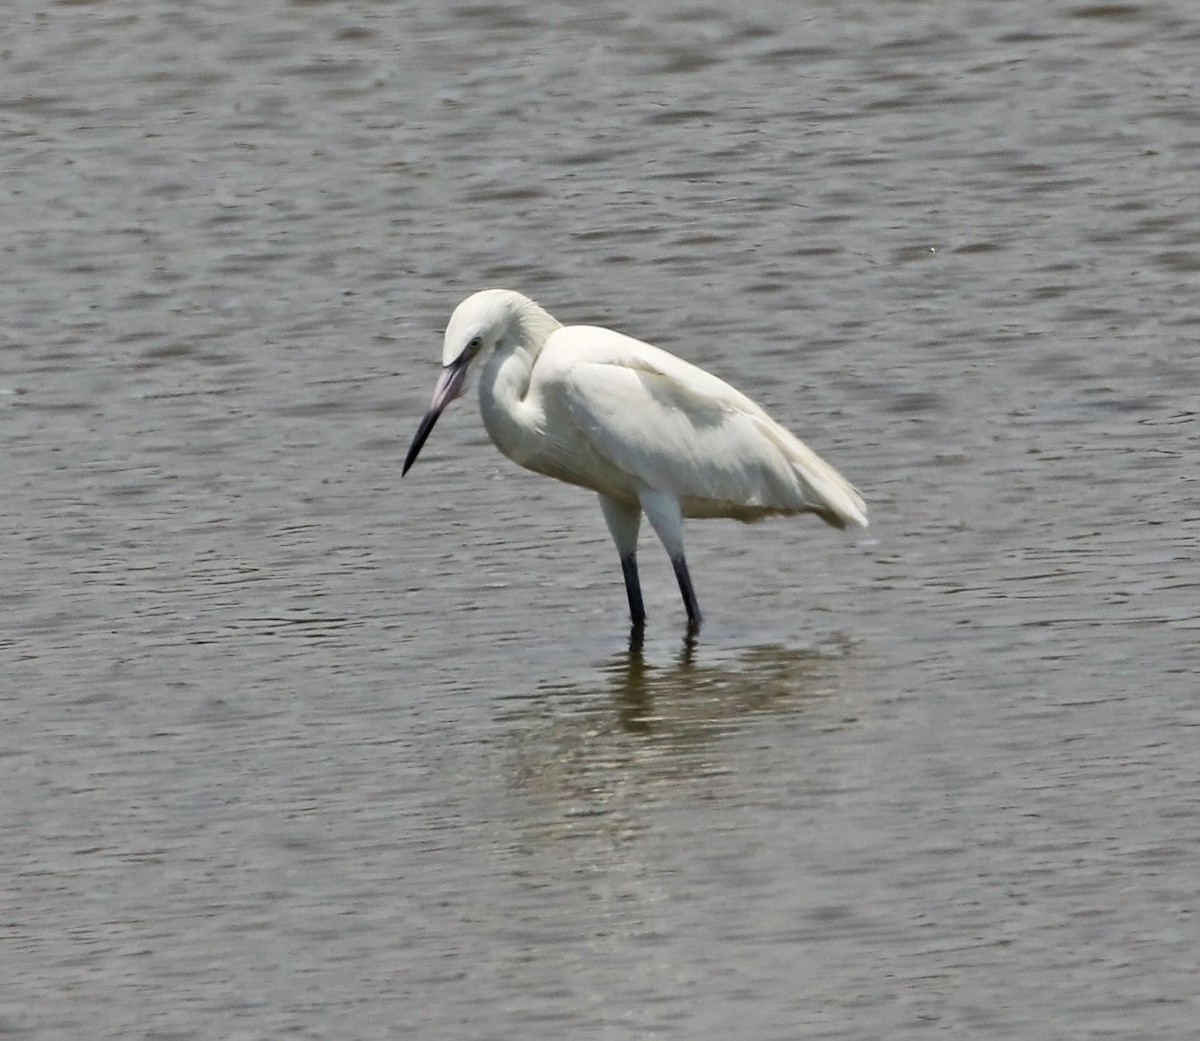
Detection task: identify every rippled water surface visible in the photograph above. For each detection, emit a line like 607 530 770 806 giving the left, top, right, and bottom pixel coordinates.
3 1 1198 1038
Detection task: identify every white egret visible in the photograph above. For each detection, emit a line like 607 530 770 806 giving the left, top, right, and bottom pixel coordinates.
403 289 867 628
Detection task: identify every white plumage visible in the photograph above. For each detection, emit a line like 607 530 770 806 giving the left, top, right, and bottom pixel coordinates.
403 289 866 627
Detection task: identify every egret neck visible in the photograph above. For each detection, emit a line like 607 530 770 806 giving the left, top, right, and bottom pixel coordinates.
477 301 560 469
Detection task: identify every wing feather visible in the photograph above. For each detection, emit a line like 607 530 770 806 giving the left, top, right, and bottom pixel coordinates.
537 327 867 527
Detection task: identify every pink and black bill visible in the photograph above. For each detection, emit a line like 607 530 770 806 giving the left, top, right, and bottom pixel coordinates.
402 357 470 476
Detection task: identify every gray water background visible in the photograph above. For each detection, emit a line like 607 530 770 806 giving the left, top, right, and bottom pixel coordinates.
2 1 1198 1038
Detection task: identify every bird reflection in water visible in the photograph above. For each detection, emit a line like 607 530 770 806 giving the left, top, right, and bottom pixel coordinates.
611 621 691 734
503 633 858 830
600 625 852 740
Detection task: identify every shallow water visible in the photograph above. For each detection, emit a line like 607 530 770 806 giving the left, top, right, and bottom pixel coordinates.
2 1 1198 1038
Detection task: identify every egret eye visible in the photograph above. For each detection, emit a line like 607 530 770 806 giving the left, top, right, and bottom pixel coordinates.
466 334 483 355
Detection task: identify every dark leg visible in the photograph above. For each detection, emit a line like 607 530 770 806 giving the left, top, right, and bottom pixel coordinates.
599 494 644 626
621 554 646 626
638 490 700 630
670 554 702 628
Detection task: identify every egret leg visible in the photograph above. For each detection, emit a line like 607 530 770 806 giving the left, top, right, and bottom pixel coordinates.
671 555 703 628
620 555 646 626
638 489 703 627
599 494 645 625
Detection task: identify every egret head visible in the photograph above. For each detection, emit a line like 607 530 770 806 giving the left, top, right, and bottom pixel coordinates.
402 290 556 475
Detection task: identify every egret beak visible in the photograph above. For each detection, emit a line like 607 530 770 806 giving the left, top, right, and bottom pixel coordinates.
402 357 469 475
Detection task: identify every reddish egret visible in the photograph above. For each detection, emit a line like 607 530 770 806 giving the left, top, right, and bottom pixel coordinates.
403 289 866 627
